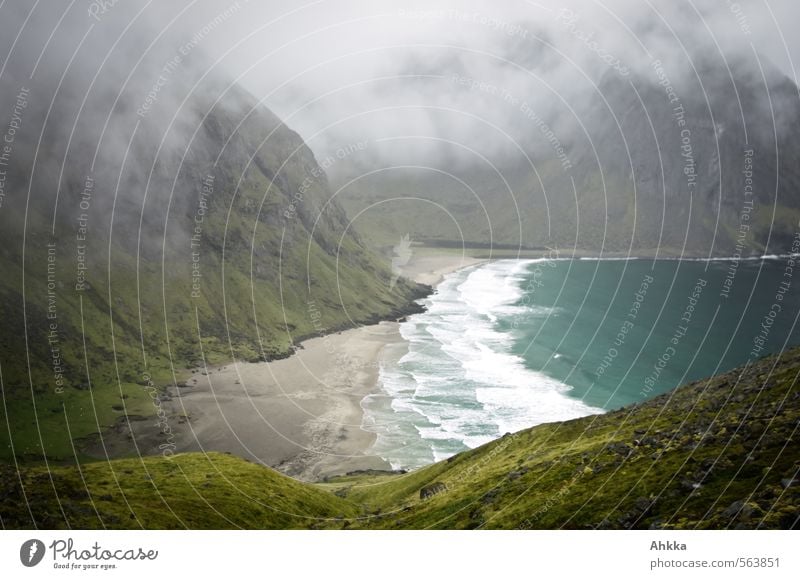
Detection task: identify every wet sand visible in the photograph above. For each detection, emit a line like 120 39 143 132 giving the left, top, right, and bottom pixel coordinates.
100 252 487 481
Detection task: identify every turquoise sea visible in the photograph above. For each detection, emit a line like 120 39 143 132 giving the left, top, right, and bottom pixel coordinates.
362 257 800 470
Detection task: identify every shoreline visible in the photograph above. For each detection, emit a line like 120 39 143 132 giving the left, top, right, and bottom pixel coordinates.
100 252 486 482
85 252 791 480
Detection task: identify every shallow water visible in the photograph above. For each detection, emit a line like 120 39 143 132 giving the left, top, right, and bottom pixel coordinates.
363 257 800 470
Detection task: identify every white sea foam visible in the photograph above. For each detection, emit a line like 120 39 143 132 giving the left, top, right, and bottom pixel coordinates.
363 260 604 470
578 254 795 262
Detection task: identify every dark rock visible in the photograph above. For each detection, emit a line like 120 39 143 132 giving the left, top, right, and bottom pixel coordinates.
594 518 613 530
722 500 754 520
634 497 653 513
507 467 529 480
419 482 447 500
680 478 701 492
608 442 632 456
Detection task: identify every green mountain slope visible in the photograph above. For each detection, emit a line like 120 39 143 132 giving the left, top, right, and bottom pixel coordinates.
0 453 357 529
3 346 798 530
0 79 424 463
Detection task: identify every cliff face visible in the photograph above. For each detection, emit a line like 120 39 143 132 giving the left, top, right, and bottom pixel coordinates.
337 55 800 255
567 56 800 253
0 65 423 462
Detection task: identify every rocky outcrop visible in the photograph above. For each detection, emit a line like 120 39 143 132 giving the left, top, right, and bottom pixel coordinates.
419 482 447 500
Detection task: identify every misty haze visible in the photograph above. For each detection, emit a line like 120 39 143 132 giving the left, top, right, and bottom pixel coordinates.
0 0 798 538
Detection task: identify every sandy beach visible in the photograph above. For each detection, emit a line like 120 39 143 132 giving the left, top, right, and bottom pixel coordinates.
399 250 486 287
100 251 487 482
162 322 402 481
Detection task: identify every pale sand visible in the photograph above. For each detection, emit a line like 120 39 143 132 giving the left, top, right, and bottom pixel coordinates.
109 252 487 481
399 251 487 287
161 322 401 481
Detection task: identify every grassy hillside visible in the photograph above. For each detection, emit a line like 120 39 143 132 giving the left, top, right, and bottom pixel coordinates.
3 346 798 530
0 82 425 464
0 453 356 529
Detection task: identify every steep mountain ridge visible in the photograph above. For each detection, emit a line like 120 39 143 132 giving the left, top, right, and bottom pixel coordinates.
337 54 800 255
0 71 424 462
